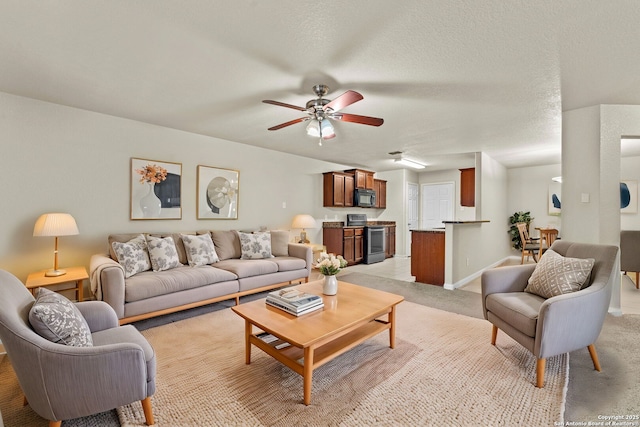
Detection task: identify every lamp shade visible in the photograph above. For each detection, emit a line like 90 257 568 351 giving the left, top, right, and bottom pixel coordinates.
33 213 79 237
291 214 316 230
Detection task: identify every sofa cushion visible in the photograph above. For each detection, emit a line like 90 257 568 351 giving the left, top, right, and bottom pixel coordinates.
214 259 278 278
112 234 152 278
124 266 238 302
181 233 220 266
146 235 183 272
108 233 142 261
29 288 93 347
271 256 307 272
525 249 595 299
149 232 192 265
210 230 242 260
270 230 290 257
239 231 273 259
485 292 544 338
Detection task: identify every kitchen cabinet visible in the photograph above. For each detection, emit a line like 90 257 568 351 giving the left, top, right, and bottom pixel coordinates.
323 172 354 207
323 170 386 208
344 169 375 189
411 230 445 286
322 226 364 265
374 179 387 209
385 225 396 258
460 168 475 207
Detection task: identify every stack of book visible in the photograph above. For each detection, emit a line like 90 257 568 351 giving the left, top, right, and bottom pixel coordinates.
266 289 324 316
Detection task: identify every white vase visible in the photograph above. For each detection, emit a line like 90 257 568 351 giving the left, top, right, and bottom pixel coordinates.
323 275 338 295
140 182 162 218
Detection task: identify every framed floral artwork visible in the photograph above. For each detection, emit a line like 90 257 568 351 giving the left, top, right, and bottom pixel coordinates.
197 165 239 219
130 157 182 220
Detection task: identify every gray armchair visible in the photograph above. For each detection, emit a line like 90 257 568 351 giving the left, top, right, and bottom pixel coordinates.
481 241 618 387
0 270 155 427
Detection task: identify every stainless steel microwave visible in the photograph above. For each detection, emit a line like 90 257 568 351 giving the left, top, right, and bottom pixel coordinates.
354 188 376 207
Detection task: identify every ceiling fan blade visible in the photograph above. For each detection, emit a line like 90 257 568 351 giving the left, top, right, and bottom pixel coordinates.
262 100 307 111
323 90 363 112
333 113 384 127
267 117 309 131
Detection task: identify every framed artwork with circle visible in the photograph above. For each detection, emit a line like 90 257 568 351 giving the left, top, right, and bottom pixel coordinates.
197 165 239 219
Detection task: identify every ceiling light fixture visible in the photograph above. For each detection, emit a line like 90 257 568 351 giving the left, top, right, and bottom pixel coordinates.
306 118 335 146
394 158 426 169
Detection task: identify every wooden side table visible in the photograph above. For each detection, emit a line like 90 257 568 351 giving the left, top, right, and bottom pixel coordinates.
25 266 88 301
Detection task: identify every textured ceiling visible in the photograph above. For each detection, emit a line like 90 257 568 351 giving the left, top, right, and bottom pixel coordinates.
1 1 640 171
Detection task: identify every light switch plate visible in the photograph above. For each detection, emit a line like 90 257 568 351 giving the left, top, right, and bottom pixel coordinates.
581 193 590 203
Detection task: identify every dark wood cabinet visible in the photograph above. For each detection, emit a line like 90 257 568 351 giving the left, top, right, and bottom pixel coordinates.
411 230 445 286
322 226 363 265
344 169 375 189
460 168 475 207
385 225 396 258
323 172 354 207
323 170 385 208
374 179 387 209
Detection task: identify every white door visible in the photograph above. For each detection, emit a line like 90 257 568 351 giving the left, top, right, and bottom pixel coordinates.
421 182 454 229
407 182 419 255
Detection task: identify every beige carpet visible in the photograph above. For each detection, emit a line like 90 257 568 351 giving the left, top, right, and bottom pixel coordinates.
116 301 567 426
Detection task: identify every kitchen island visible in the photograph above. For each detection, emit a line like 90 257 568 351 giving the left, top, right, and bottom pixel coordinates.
410 229 445 285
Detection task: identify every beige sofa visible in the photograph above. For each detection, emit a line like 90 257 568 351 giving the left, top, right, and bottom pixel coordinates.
89 230 312 324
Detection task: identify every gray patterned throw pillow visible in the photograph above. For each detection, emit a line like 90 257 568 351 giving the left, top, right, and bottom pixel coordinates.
181 233 220 266
146 235 183 271
524 249 595 299
239 231 273 259
29 287 93 347
112 234 152 278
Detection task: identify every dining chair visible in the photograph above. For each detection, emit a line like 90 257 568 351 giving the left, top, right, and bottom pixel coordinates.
516 223 541 263
538 228 559 258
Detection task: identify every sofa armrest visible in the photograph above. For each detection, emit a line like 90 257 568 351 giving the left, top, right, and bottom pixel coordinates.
89 254 126 319
288 243 313 270
75 301 119 332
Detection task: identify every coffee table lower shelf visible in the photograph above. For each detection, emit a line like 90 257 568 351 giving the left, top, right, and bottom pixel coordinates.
245 317 393 405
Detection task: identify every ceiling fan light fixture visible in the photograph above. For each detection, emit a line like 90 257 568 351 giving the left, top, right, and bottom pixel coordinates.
320 119 335 139
394 158 426 169
306 120 320 137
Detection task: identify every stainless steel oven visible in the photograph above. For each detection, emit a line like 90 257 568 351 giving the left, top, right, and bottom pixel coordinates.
347 214 386 264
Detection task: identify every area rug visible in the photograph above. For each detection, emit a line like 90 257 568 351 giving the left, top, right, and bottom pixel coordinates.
117 301 567 426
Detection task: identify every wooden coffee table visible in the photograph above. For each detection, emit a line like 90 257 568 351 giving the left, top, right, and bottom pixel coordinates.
231 279 404 405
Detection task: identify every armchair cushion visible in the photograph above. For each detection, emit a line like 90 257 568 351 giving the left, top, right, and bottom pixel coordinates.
524 249 595 298
486 292 544 337
29 288 93 347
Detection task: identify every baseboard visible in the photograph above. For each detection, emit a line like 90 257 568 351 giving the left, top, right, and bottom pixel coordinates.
445 256 515 290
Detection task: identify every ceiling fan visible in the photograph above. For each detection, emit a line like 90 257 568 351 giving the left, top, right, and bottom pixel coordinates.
262 84 384 145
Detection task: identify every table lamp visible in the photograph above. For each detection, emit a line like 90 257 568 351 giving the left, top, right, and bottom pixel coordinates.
33 213 79 277
291 214 316 244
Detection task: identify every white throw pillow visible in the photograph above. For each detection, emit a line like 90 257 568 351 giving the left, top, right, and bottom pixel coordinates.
239 231 273 259
146 235 183 272
29 288 93 347
111 234 152 278
181 233 220 266
524 249 595 298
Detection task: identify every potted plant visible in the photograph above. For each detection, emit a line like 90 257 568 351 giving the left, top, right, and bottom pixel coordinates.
508 211 533 250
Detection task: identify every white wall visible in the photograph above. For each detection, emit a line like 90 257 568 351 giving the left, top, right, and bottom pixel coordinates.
0 92 407 283
417 168 476 222
507 164 562 254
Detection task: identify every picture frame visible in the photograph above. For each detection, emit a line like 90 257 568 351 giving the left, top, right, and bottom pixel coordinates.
130 157 182 220
197 165 239 219
621 180 638 214
548 182 561 215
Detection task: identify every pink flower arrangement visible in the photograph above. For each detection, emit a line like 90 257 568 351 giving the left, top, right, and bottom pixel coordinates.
136 164 168 184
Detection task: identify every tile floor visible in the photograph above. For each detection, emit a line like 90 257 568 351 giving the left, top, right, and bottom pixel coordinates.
339 256 640 315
